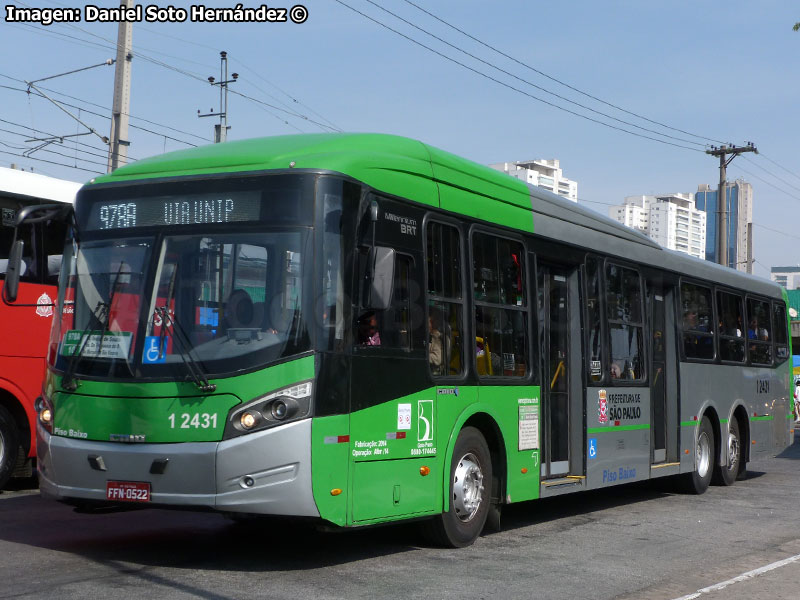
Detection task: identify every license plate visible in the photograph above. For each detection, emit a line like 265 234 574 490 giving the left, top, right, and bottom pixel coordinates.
106 481 151 502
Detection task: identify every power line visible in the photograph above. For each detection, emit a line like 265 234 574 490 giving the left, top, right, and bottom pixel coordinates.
757 152 800 185
0 127 108 161
333 0 702 152
364 0 706 148
730 163 800 203
132 23 341 132
400 0 726 147
743 155 800 195
0 148 102 175
0 81 199 148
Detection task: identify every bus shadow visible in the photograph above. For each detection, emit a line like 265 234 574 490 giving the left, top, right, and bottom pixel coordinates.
0 465 781 584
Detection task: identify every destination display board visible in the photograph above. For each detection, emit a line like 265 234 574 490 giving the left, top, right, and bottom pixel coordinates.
85 191 262 231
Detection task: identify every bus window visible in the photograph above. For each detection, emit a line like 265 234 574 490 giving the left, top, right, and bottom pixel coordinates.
717 291 745 363
426 222 464 377
747 298 772 365
773 302 789 362
356 254 415 350
605 264 644 380
681 282 714 360
472 232 527 377
585 256 603 383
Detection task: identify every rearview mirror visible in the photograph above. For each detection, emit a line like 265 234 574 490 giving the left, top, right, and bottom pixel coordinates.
3 240 24 303
365 246 395 311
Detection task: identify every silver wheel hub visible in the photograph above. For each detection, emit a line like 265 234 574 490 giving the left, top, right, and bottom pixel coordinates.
452 452 484 522
727 429 739 470
0 430 4 464
696 430 711 478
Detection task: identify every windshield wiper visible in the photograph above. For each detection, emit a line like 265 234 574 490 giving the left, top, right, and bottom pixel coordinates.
157 307 216 393
62 261 127 391
155 266 216 393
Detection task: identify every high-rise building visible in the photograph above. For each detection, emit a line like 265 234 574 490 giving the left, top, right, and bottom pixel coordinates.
608 193 706 259
770 266 800 289
694 179 753 272
489 159 578 202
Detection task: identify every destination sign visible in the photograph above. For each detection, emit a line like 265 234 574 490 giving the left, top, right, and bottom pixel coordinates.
86 191 262 230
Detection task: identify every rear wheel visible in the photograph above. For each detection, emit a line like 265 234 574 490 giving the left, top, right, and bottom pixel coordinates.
712 418 740 486
0 405 20 490
423 427 492 548
681 416 713 494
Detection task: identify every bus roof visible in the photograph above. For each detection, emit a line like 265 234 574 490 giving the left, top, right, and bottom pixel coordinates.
87 133 780 298
0 166 81 204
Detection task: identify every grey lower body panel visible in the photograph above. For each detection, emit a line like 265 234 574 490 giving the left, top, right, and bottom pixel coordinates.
37 419 319 517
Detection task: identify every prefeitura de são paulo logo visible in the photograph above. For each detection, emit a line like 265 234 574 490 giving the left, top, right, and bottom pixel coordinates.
598 389 609 424
36 292 54 318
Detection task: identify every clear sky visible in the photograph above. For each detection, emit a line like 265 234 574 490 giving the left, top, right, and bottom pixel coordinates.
2 1 799 278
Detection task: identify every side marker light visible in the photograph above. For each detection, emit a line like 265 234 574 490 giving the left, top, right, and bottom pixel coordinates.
419 466 430 476
521 468 528 474
330 488 342 496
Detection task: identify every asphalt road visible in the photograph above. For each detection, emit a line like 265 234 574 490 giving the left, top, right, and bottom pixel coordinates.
2 430 799 600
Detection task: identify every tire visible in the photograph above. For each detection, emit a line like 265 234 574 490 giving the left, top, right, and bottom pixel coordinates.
680 416 713 494
423 427 492 548
0 405 20 490
712 418 740 486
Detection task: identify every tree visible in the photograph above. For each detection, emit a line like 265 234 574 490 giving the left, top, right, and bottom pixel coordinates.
795 22 800 31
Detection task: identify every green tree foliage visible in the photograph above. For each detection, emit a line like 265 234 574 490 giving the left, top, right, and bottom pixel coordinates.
795 22 800 31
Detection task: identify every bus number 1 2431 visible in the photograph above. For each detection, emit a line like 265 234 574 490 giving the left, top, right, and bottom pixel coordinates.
167 413 218 429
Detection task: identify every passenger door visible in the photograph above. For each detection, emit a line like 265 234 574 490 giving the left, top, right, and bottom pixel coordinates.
538 265 572 477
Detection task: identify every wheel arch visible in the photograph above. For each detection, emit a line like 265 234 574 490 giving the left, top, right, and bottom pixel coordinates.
462 412 507 506
0 385 31 456
441 405 507 511
731 403 750 466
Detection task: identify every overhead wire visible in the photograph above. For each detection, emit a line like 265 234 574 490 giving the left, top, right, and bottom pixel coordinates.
400 0 726 146
7 1 340 134
333 0 702 152
741 155 800 195
0 81 199 149
756 152 800 185
0 148 103 175
363 0 706 148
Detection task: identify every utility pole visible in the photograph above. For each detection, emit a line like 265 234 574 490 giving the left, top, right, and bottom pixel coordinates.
107 0 134 172
198 51 238 143
705 142 757 268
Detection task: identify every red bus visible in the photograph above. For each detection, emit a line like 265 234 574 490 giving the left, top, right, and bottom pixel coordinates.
0 166 78 488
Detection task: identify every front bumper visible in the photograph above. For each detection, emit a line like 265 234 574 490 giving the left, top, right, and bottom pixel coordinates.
37 418 320 516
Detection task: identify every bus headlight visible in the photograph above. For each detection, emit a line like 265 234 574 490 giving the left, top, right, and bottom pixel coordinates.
35 395 54 433
240 411 260 429
224 381 313 439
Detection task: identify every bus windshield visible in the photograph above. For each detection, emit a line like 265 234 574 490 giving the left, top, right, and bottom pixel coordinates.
50 228 313 380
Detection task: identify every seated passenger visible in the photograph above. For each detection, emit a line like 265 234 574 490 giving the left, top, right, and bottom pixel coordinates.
429 314 443 374
357 310 381 346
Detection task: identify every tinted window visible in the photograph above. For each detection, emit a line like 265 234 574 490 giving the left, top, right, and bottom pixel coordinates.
472 233 528 378
747 298 772 365
681 282 714 360
427 222 464 377
606 264 644 380
717 291 745 363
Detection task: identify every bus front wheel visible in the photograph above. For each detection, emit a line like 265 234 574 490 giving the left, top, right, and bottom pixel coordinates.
424 426 492 548
0 405 20 489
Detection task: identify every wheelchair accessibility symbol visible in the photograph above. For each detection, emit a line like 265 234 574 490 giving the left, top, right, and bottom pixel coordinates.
143 336 167 364
588 438 598 460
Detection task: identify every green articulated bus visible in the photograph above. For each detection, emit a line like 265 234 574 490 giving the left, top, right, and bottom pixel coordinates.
8 134 793 547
